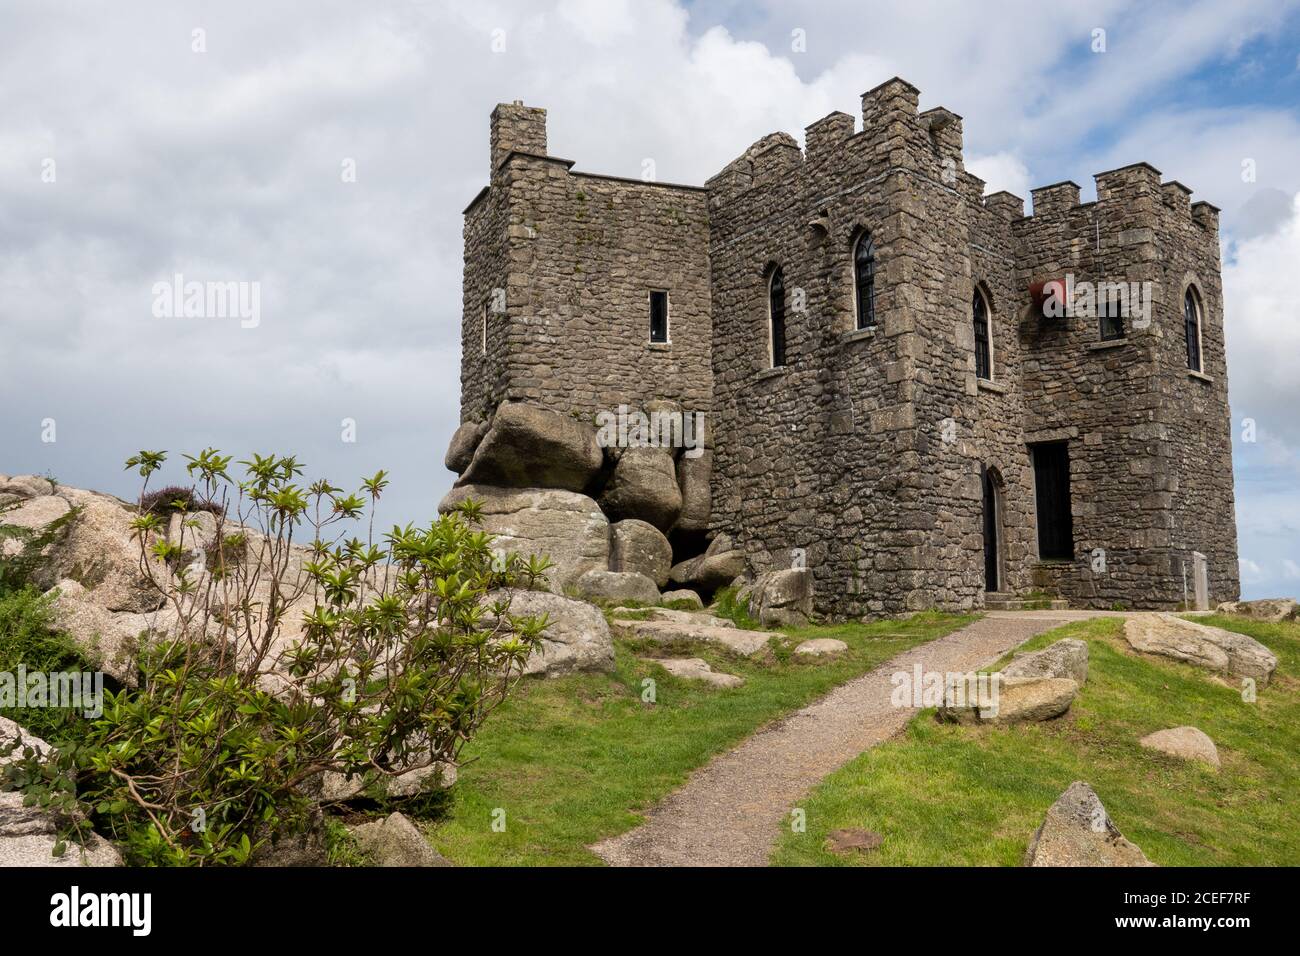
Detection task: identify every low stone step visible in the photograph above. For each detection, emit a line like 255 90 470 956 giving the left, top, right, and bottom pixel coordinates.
985 593 1069 611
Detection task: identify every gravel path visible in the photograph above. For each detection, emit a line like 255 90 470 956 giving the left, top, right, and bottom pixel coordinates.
592 610 1106 867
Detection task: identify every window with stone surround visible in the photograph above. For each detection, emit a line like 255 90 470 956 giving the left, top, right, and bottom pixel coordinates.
649 290 669 344
1099 289 1125 341
1184 286 1203 372
853 232 876 330
768 267 787 367
973 287 992 379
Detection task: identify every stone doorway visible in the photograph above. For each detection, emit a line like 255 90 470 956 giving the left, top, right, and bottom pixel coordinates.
982 465 1005 593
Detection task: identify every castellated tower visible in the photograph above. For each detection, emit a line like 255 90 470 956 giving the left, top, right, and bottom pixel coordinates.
458 79 1239 616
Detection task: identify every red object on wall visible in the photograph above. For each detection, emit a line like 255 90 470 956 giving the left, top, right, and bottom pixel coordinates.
1030 277 1066 316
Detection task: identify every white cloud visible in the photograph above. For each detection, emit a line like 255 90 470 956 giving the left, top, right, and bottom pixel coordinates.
966 152 1031 199
0 0 1298 554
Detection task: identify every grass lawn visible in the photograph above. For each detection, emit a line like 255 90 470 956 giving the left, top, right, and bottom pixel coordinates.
425 611 973 865
771 614 1300 866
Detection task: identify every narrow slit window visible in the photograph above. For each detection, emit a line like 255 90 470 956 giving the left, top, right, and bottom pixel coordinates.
769 267 787 367
480 301 488 355
854 233 876 330
1184 287 1202 372
649 290 669 343
1099 289 1125 341
973 288 991 380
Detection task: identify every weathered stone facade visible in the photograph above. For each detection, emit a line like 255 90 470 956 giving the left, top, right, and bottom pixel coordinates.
459 79 1239 616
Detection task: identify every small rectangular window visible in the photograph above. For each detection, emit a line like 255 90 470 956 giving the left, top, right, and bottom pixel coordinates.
649 290 669 343
1031 441 1074 561
1099 292 1125 341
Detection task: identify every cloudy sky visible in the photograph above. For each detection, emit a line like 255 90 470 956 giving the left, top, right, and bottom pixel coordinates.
2 0 1298 599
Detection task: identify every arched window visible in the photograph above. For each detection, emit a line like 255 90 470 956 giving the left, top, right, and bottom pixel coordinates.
768 267 787 367
1184 287 1203 372
973 287 992 380
854 233 876 330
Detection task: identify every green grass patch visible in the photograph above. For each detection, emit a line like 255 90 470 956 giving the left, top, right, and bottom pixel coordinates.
427 612 973 865
772 614 1300 866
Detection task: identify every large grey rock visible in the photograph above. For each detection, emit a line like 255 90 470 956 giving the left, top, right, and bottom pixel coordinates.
1139 726 1220 768
0 495 72 556
488 588 614 677
609 519 673 587
0 718 121 867
575 569 660 606
444 420 487 475
320 761 458 803
674 449 713 533
794 638 846 657
350 812 451 867
458 402 602 492
668 533 747 592
599 447 682 531
27 487 173 613
0 474 55 500
646 657 744 688
440 484 609 591
1003 638 1089 685
609 608 769 656
738 568 814 627
1124 613 1277 684
1215 598 1298 623
939 676 1078 724
0 792 123 867
43 579 155 686
1024 781 1156 867
660 589 704 609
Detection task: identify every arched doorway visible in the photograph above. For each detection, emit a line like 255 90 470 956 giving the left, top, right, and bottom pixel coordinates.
981 465 1005 593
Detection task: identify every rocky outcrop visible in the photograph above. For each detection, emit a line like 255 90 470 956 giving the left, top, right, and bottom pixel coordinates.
668 533 747 594
458 402 603 493
1 480 171 613
1003 638 1089 685
645 657 744 688
1124 613 1277 684
487 588 615 677
1024 781 1155 867
660 589 703 609
0 718 121 867
609 607 769 656
1215 598 1298 623
738 568 814 627
575 569 660 606
674 450 712 534
444 420 487 474
599 447 682 531
350 812 451 867
609 519 673 587
440 484 609 591
1139 726 1220 768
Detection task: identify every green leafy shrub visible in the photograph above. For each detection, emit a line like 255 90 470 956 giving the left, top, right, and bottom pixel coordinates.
1 448 549 866
0 587 96 743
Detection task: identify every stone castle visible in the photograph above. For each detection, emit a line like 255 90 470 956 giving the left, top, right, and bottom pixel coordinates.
452 77 1239 617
